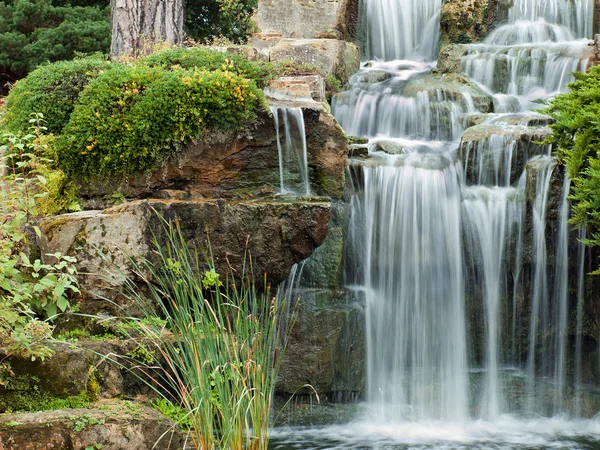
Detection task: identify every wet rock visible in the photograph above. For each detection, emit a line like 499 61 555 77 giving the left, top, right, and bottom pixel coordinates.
460 122 551 185
269 39 360 84
439 0 512 47
525 157 563 220
403 72 494 113
373 140 406 155
77 105 348 202
437 44 469 73
277 289 365 398
0 400 184 450
355 70 392 84
38 199 331 299
1 340 152 412
348 145 368 158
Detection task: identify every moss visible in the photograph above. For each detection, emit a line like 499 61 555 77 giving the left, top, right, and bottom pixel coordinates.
0 367 99 413
0 388 93 413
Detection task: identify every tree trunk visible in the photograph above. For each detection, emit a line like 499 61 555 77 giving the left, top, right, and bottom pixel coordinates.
110 0 185 57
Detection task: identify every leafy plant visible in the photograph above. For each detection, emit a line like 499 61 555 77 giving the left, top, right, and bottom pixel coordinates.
0 114 80 361
185 0 258 44
543 66 600 272
111 215 297 450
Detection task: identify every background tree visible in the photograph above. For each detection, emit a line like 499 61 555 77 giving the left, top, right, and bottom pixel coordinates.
0 0 110 93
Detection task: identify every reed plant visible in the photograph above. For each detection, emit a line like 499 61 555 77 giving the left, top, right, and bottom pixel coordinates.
114 217 296 450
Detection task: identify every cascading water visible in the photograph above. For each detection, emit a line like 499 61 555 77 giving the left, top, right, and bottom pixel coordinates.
271 0 600 447
363 0 441 61
270 106 311 196
461 0 593 109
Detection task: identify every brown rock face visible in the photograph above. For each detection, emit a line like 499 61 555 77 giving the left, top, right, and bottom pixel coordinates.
77 105 348 204
0 401 183 450
38 199 331 301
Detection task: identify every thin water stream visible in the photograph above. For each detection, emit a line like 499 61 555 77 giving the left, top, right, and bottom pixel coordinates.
271 0 600 447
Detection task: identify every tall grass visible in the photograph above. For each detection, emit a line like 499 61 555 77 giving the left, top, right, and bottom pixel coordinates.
116 217 296 450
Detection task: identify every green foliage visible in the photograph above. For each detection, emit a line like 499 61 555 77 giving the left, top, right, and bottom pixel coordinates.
69 414 105 432
185 0 257 44
56 61 265 179
543 66 600 272
4 56 111 134
140 46 274 89
0 115 80 361
151 397 193 430
201 268 222 289
0 0 110 88
113 215 297 450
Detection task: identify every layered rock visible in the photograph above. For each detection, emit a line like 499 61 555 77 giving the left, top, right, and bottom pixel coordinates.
39 198 331 301
0 401 184 450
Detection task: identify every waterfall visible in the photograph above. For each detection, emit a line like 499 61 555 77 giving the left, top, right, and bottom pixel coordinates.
508 0 593 38
270 106 311 196
273 0 600 446
461 0 593 110
363 0 442 61
350 151 469 422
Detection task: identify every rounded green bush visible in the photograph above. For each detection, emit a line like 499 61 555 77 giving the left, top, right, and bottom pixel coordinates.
57 63 265 178
140 47 274 89
4 56 111 134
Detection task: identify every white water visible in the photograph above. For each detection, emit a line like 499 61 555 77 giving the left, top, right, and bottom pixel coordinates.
461 0 593 109
270 106 311 196
363 0 441 61
273 0 599 447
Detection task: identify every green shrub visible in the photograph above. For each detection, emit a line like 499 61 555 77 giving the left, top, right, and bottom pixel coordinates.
57 62 265 179
4 56 111 134
140 46 274 88
543 66 600 272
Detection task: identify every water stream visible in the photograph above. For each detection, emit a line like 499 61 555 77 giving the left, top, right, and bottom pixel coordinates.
270 106 311 196
271 0 600 447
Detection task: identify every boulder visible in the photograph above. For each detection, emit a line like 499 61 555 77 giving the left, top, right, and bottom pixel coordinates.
403 72 494 113
266 75 326 102
0 401 184 450
439 0 512 47
277 289 365 398
253 0 359 41
76 106 348 203
437 44 469 73
38 199 331 300
269 39 360 84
